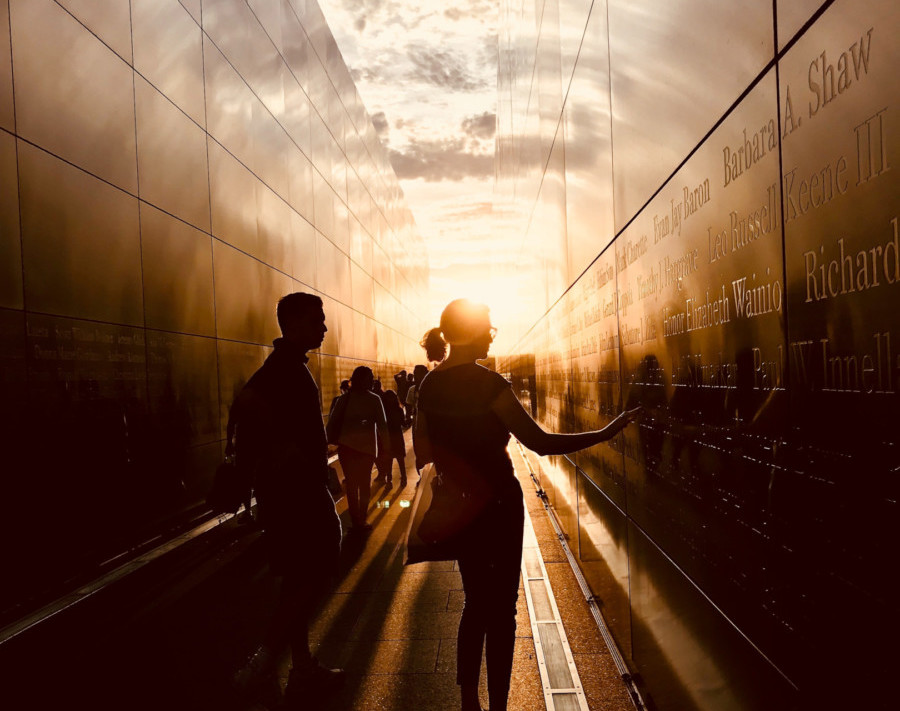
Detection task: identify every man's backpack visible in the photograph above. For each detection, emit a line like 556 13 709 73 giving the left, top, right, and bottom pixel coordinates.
326 393 349 445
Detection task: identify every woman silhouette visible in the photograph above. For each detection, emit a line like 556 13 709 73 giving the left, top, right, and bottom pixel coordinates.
414 299 641 711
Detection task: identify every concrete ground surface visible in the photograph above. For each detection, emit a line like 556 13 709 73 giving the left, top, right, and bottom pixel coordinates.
18 430 637 711
242 433 637 711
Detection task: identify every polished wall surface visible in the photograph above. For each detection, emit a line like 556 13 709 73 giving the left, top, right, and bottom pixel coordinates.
0 0 428 619
497 0 898 708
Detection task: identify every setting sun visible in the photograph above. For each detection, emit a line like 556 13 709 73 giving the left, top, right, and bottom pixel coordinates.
427 263 547 356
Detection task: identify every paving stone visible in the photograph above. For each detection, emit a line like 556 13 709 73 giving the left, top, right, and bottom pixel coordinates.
375 569 463 593
435 637 458 674
335 638 441 674
320 671 466 711
544 562 609 655
365 609 463 640
447 588 465 611
367 586 454 613
572 652 636 711
508 637 546 711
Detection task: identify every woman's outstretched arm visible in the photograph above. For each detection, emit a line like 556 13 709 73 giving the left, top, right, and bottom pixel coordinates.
492 388 641 456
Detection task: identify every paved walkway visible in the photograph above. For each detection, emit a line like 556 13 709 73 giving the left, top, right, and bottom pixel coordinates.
0 437 636 711
248 434 637 711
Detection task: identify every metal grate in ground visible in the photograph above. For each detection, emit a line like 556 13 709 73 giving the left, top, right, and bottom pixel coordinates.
520 491 591 711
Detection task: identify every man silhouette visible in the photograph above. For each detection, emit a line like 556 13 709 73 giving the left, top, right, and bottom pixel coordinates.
231 292 343 707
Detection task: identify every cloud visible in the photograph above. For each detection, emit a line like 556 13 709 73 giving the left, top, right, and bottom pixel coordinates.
338 0 432 34
371 111 389 137
389 137 493 182
406 45 486 92
440 0 498 23
478 32 498 66
461 112 495 139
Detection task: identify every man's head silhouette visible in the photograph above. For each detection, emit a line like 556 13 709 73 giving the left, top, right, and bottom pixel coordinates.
277 292 326 352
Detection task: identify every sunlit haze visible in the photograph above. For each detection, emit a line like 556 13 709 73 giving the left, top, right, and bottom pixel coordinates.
317 1 528 354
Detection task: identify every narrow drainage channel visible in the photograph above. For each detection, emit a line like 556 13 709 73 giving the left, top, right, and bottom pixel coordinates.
520 483 591 711
515 440 647 711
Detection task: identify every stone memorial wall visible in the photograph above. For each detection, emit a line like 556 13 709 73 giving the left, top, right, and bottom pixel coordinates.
497 1 898 708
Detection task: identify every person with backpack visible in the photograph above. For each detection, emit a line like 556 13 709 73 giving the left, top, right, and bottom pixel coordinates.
326 366 389 532
329 379 350 414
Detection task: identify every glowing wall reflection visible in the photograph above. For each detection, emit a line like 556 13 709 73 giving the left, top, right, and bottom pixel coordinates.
497 1 898 709
0 0 427 618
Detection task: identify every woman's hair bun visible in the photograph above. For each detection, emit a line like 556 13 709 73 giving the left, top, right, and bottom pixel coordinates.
421 327 448 363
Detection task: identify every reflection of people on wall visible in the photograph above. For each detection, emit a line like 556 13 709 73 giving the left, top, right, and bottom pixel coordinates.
527 374 537 418
726 347 781 428
626 354 666 474
559 381 577 434
667 354 707 491
721 347 781 525
230 292 344 707
224 404 254 524
414 299 641 711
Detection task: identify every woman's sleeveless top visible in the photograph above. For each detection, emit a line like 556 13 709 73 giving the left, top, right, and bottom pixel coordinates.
417 363 514 490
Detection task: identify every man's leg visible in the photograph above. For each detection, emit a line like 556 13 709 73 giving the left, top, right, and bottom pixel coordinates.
397 455 407 486
233 561 311 695
282 573 314 669
356 457 374 526
374 453 389 484
339 449 362 526
282 570 344 707
344 480 355 523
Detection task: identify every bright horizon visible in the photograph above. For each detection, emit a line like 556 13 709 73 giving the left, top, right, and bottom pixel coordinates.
317 0 539 355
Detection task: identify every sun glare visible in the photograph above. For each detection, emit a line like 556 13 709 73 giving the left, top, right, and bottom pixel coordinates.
430 270 540 355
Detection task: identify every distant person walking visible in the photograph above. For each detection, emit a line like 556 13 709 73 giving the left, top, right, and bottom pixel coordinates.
406 364 429 479
414 299 641 711
372 378 392 485
374 389 407 488
327 366 388 532
329 379 350 415
394 370 411 422
394 369 410 399
406 364 428 433
405 373 416 425
230 292 343 708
